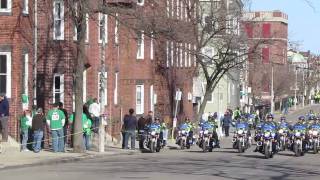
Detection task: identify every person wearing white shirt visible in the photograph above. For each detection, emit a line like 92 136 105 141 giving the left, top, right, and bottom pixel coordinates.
89 98 100 133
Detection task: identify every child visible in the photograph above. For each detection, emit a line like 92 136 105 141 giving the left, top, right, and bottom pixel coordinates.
20 109 32 152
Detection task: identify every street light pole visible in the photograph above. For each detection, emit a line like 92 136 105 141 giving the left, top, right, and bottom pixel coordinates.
294 66 298 110
271 64 274 114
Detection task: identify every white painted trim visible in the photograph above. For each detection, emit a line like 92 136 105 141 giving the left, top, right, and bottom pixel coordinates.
114 72 118 105
23 53 29 95
83 70 87 102
0 52 11 98
150 33 154 60
53 73 64 103
150 85 154 112
53 0 64 40
98 13 108 44
136 84 144 114
0 0 12 13
98 72 108 106
137 0 144 6
23 0 29 14
136 31 144 59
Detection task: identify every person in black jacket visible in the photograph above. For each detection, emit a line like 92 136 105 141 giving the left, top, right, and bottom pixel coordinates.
32 108 46 153
123 108 137 150
0 94 9 142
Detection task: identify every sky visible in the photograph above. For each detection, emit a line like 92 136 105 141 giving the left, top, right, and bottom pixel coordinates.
249 0 320 54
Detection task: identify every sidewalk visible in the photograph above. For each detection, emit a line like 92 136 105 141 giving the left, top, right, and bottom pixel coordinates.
0 145 138 169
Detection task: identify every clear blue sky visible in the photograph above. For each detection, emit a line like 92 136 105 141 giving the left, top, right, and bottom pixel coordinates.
249 0 320 54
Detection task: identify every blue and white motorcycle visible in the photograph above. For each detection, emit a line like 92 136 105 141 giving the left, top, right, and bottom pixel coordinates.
256 123 277 159
233 122 251 153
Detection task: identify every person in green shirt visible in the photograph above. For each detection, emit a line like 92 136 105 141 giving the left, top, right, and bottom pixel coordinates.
46 103 66 152
69 111 92 150
20 109 32 152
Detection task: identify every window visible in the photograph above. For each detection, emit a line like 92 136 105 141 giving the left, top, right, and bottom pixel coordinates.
171 41 174 66
150 33 154 60
262 23 271 38
194 44 197 66
166 41 169 67
184 43 188 67
114 72 118 105
180 43 183 67
213 0 221 9
176 0 180 19
171 0 174 17
137 31 144 59
53 0 64 40
74 13 89 42
262 47 270 63
137 0 144 6
0 0 11 13
23 0 28 14
226 15 232 34
53 74 64 103
150 85 154 112
166 0 170 17
23 54 29 95
115 13 119 45
136 85 144 114
176 44 179 67
0 52 11 98
98 13 108 43
98 72 107 106
83 70 87 102
245 23 253 38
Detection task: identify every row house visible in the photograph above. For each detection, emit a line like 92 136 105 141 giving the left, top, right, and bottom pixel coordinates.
1 0 197 141
243 10 289 110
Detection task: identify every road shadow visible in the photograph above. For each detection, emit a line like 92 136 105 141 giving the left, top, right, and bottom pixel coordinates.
239 154 267 159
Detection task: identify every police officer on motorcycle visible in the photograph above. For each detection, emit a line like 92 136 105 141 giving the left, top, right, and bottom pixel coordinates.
207 116 221 148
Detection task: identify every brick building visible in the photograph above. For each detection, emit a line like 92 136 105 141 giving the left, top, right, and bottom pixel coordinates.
0 0 33 139
243 11 289 110
1 0 196 141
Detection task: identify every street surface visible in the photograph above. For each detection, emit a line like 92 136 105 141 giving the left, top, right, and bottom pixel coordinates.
1 105 320 180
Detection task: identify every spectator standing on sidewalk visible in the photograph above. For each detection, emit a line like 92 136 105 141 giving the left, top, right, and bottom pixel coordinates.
222 111 232 137
47 103 66 152
58 102 69 148
123 108 137 150
20 109 32 152
32 108 46 153
89 98 100 134
0 93 9 142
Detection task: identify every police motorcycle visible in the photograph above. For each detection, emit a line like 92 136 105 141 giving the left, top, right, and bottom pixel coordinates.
232 118 251 153
255 114 277 159
176 121 195 150
145 122 163 153
247 114 255 130
198 121 216 152
277 117 290 151
307 121 320 154
290 116 308 157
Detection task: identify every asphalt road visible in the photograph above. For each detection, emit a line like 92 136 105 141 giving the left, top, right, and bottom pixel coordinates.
1 105 320 180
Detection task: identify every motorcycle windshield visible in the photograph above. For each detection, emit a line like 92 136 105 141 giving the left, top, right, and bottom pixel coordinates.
293 125 306 131
262 124 275 131
310 124 320 130
279 123 288 129
201 123 214 131
236 123 248 129
179 124 189 130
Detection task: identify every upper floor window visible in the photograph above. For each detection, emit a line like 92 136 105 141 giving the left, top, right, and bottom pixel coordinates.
137 31 144 59
262 23 271 38
137 0 144 6
53 74 64 103
136 84 144 115
0 52 11 98
150 33 154 60
74 13 89 42
23 0 28 14
0 0 11 13
53 0 64 40
98 13 108 44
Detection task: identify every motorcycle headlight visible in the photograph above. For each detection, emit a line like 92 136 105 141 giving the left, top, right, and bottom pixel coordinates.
264 132 270 137
181 130 186 134
279 129 284 134
151 131 156 136
244 130 248 134
204 130 209 134
199 130 203 134
237 130 244 134
309 130 313 135
271 133 276 137
295 132 301 137
312 131 318 136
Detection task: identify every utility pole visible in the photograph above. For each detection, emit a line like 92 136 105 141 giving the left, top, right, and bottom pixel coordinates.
302 69 305 107
33 0 38 109
270 64 274 114
294 66 298 110
99 1 107 152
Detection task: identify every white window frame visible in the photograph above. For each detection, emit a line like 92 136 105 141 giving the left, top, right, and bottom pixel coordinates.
176 45 179 67
194 44 197 66
136 84 144 115
188 43 191 67
23 53 29 95
85 13 89 43
166 41 169 67
98 13 108 44
98 72 108 106
137 0 144 6
184 43 188 67
176 0 180 19
171 41 174 66
171 0 174 17
53 74 64 104
166 0 170 17
0 52 11 98
150 33 154 60
180 43 183 67
53 0 64 40
137 31 144 59
115 13 119 45
83 70 87 102
150 85 154 112
114 72 118 105
23 0 28 14
0 0 12 13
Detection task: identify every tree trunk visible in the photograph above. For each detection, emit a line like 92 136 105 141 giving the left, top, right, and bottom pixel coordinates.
73 1 86 153
196 90 211 122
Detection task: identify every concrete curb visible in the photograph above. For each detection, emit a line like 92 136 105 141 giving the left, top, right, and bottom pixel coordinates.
0 149 139 170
